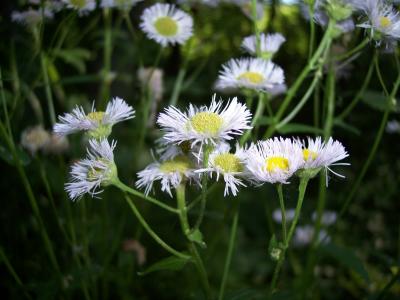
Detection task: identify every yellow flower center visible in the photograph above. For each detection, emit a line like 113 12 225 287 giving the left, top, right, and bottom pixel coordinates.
154 17 178 37
303 149 318 161
238 71 264 84
379 16 391 28
190 112 223 135
70 0 86 8
265 156 289 172
160 156 190 173
214 153 243 173
87 111 105 123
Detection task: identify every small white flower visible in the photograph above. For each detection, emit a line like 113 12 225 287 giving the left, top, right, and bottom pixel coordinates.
386 119 400 133
157 94 252 156
272 208 296 223
196 144 247 196
246 137 303 184
217 58 285 93
136 155 197 197
140 3 193 47
11 8 54 26
312 210 337 226
241 33 286 58
300 137 349 183
100 0 143 10
62 0 96 15
54 97 135 139
357 0 400 42
293 225 330 247
65 139 118 201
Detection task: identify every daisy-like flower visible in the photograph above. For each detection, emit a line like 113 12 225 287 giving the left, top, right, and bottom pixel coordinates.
299 137 349 183
100 0 143 10
140 3 193 47
357 0 400 43
241 33 286 59
246 137 303 184
54 97 135 139
11 8 54 26
157 94 252 156
62 0 96 15
216 58 285 93
136 155 197 197
65 139 118 201
196 144 247 196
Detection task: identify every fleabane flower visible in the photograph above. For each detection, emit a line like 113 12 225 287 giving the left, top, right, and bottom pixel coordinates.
196 144 247 196
298 137 349 183
100 0 143 10
136 155 197 197
357 0 400 43
216 58 285 93
241 33 286 59
54 97 135 139
65 139 118 201
140 3 193 47
157 94 252 156
62 0 96 15
246 137 303 184
11 8 54 26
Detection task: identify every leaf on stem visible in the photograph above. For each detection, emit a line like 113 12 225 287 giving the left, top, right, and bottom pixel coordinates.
138 255 192 276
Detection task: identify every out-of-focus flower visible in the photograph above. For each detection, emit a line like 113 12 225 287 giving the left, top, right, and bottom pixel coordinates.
216 58 285 93
43 134 69 154
312 210 337 226
241 33 286 59
62 0 96 15
386 120 400 133
54 97 135 139
100 0 143 10
21 125 51 155
293 225 330 247
122 239 146 266
140 3 193 47
65 139 118 201
11 8 54 26
273 208 296 223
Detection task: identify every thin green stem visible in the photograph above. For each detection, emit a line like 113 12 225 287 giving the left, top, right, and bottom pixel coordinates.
113 179 179 214
334 38 369 62
176 184 191 235
276 184 287 242
40 52 56 124
218 200 239 300
169 67 187 106
240 93 265 145
189 243 212 299
124 194 189 259
308 5 316 59
100 8 113 106
374 52 389 96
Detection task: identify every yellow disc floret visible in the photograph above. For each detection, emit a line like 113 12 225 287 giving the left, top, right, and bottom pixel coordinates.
238 71 264 84
265 156 289 172
303 149 318 161
87 111 105 123
160 156 191 173
214 153 243 173
190 112 223 135
154 17 178 37
379 16 391 28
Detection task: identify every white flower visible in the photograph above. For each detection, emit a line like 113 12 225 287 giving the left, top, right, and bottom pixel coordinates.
272 208 296 223
299 137 349 183
11 8 54 26
246 137 303 184
157 94 252 156
293 225 330 247
100 0 143 10
216 58 285 93
136 155 197 197
386 119 400 133
357 0 400 42
196 144 247 196
312 210 337 226
140 3 193 47
62 0 96 15
241 33 286 58
65 139 117 201
54 97 135 139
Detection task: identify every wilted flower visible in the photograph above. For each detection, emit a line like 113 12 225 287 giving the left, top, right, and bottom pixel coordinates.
140 3 193 47
54 97 135 139
216 58 285 93
65 139 118 201
241 33 286 59
246 137 303 184
157 94 252 156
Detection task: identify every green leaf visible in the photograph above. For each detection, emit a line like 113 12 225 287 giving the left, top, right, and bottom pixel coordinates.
277 123 324 135
362 90 398 112
0 145 31 166
257 116 275 126
320 243 369 282
137 255 191 276
53 48 91 74
188 229 206 248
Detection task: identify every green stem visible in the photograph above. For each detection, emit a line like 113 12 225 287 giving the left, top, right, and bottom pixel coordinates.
308 5 316 59
169 67 187 106
124 194 189 259
334 38 369 62
40 52 56 124
113 179 178 214
218 200 239 300
240 93 265 145
276 184 287 242
176 184 191 235
100 8 113 106
189 243 212 299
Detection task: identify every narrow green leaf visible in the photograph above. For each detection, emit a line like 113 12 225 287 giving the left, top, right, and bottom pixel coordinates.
334 119 361 135
277 123 324 135
138 255 191 276
362 90 398 112
188 229 206 248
